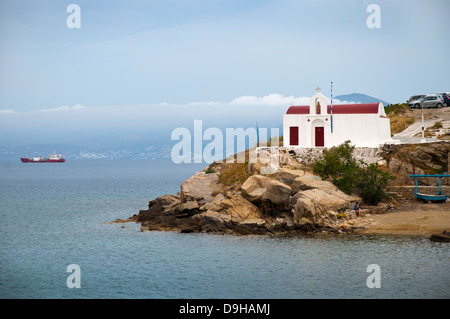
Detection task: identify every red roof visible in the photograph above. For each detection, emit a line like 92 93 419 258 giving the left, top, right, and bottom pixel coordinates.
327 103 380 114
286 103 380 115
286 105 310 114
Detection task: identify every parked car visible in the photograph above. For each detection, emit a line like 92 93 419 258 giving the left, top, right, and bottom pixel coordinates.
438 92 450 106
421 94 445 108
408 95 425 103
408 95 425 108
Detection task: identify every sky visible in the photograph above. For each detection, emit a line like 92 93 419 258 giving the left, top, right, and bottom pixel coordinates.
0 0 449 146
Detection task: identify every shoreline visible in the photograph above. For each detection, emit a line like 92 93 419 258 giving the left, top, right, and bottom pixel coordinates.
352 200 450 237
116 199 450 239
117 140 450 239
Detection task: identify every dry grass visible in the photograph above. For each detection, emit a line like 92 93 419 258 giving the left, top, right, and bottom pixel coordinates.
437 133 450 140
218 162 250 186
389 116 415 135
385 103 416 136
429 121 443 129
421 121 443 138
267 135 283 146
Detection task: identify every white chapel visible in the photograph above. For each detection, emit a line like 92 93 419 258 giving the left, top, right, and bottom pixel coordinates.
283 88 393 148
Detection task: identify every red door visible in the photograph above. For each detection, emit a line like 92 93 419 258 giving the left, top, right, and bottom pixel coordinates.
315 127 324 147
290 126 299 146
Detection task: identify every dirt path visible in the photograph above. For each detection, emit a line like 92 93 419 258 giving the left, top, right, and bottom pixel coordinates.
355 200 450 237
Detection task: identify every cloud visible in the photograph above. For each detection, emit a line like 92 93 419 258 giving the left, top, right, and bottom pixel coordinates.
0 93 311 115
230 93 309 107
33 104 87 113
0 109 15 114
227 94 352 107
186 101 222 106
0 104 87 114
0 93 357 145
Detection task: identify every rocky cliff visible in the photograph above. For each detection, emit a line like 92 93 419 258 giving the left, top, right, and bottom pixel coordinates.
126 148 390 235
123 141 449 235
381 141 450 186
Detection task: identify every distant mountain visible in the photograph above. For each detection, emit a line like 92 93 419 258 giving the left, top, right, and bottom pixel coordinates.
333 93 390 106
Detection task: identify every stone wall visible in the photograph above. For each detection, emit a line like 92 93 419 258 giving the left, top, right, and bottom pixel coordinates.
282 146 384 166
387 185 450 200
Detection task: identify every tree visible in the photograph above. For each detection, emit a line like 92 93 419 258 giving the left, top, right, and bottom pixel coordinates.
313 141 358 194
356 163 395 205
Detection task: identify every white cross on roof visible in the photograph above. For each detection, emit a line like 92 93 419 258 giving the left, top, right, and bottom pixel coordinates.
315 86 321 93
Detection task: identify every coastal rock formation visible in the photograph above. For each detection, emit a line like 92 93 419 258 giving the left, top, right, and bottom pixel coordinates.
382 141 450 186
117 140 450 236
131 153 362 235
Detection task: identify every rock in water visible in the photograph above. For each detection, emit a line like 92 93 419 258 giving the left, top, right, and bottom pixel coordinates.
430 231 450 242
137 194 180 222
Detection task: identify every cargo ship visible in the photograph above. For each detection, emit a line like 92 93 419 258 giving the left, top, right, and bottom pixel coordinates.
21 153 66 163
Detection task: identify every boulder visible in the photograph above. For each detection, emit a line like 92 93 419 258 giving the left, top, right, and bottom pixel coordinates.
291 187 358 225
175 200 199 213
297 188 352 214
192 210 233 232
292 197 316 222
239 218 266 228
294 217 315 232
291 174 339 193
180 170 220 204
137 194 181 222
219 198 234 210
241 175 271 203
264 179 292 206
202 194 225 212
174 201 199 217
275 168 305 184
430 231 450 242
234 218 272 235
221 194 262 222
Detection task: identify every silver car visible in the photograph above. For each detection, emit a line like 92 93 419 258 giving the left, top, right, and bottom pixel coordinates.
422 94 445 108
408 95 424 108
408 95 425 103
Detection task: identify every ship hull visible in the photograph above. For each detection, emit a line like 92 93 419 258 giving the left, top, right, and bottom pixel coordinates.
21 158 66 163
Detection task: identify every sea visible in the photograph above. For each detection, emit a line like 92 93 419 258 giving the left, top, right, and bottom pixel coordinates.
0 160 449 299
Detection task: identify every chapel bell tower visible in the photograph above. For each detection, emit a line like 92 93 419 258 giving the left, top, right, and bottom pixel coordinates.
309 86 328 115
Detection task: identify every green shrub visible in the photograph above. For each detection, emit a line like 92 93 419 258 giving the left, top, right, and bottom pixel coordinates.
313 141 395 205
355 163 395 205
313 141 358 194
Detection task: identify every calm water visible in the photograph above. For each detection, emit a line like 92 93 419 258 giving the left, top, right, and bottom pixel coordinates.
0 160 448 299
